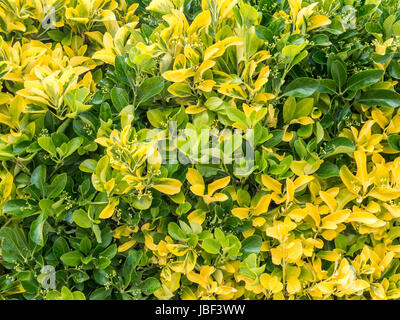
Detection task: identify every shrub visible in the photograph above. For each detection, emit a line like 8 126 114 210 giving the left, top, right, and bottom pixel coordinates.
0 0 400 300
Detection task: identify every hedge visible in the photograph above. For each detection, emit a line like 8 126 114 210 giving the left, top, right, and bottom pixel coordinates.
1 0 400 300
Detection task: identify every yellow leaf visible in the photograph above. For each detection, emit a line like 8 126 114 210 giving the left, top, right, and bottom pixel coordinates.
187 266 214 288
113 225 135 239
162 68 195 82
286 178 295 204
188 209 206 224
118 240 136 252
253 93 275 103
166 244 189 256
261 174 282 194
167 83 192 97
208 176 230 196
184 45 200 65
354 149 369 192
152 178 182 195
306 203 320 227
194 60 215 82
253 194 272 215
232 207 250 219
286 239 303 262
319 191 337 212
260 274 283 293
99 198 119 219
368 187 400 201
253 217 266 227
218 83 247 100
317 250 340 262
321 210 350 230
266 217 297 242
204 37 242 60
307 15 331 31
340 165 361 195
190 184 206 196
186 105 207 114
186 168 204 186
282 131 294 142
198 80 216 92
287 276 301 294
187 10 211 35
205 192 229 203
293 175 314 190
346 211 382 225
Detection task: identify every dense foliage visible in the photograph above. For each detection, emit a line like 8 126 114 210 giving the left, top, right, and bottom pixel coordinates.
1 0 400 300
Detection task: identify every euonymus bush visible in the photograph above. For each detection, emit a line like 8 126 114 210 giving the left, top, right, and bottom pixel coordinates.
1 0 400 300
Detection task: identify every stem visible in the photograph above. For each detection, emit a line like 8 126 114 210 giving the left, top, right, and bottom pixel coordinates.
48 161 63 180
15 161 30 175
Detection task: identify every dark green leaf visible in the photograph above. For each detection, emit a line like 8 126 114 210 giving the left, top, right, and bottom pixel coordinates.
359 89 400 108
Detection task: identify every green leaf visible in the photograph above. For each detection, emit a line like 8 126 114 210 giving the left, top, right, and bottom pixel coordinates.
255 25 274 43
389 60 400 80
18 271 39 294
168 222 187 241
202 238 221 254
241 235 262 254
38 137 57 158
123 250 143 286
334 234 348 251
383 15 395 39
79 159 97 173
359 89 400 108
291 50 308 67
29 213 47 247
115 55 134 87
60 251 83 267
365 22 383 34
139 277 161 295
282 44 301 58
317 79 337 94
294 98 314 119
387 135 400 151
255 25 273 42
3 199 39 217
89 288 111 300
226 107 248 128
72 209 93 228
53 237 69 258
297 124 313 138
331 58 347 90
100 244 117 259
237 189 251 207
283 78 319 97
63 137 84 158
47 173 67 199
137 76 164 106
322 137 355 158
31 165 46 195
346 69 383 92
226 235 241 257
239 253 265 279
131 195 152 210
315 161 340 178
0 226 30 264
111 87 129 112
283 97 296 123
80 237 92 255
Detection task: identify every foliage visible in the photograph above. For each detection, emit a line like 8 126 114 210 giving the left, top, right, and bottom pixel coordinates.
1 0 400 300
